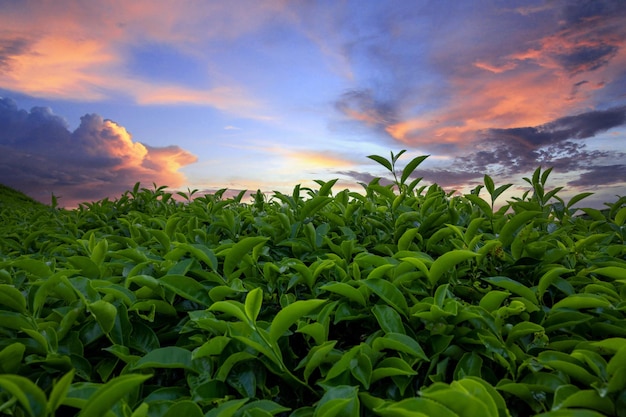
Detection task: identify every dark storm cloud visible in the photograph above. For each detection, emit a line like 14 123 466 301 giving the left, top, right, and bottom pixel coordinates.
485 106 626 148
0 37 31 71
556 45 618 75
338 104 626 191
548 0 626 75
560 0 625 25
568 165 626 187
334 89 398 131
451 106 626 187
0 98 197 207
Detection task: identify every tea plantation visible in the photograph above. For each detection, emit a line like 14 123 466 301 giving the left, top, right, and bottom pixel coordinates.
1 152 625 417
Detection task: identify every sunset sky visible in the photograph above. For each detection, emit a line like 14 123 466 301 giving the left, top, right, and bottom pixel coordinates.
1 0 625 208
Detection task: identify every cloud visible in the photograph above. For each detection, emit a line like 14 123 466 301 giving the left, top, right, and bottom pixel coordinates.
484 106 626 148
330 0 626 154
0 1 282 116
339 105 626 191
568 165 626 187
453 106 626 184
0 98 197 207
0 37 31 71
334 89 398 129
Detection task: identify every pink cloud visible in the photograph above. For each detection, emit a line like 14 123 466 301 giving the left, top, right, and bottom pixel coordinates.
0 1 287 115
0 99 197 207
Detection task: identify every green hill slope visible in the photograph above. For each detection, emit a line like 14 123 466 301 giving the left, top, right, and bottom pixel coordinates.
0 183 46 208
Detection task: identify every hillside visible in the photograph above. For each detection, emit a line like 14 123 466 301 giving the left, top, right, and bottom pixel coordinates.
0 183 47 209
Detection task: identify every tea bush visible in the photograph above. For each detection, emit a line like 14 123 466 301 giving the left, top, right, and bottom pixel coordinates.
0 152 625 417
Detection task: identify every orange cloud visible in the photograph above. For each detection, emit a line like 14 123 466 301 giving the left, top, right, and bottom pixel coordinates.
0 100 197 207
0 1 286 115
287 150 356 169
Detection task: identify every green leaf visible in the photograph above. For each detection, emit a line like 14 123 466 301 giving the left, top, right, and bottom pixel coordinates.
367 154 393 172
0 343 25 373
498 211 541 247
400 155 429 185
11 259 52 278
552 294 611 310
237 400 291 416
429 250 477 286
159 274 213 306
479 291 510 312
0 284 27 313
162 400 204 417
132 347 195 372
454 352 483 379
453 378 499 417
90 238 108 265
592 266 626 280
372 333 429 361
245 287 263 323
372 304 405 334
300 340 337 383
88 300 118 334
606 346 626 393
566 192 594 209
351 350 373 389
0 310 35 331
538 351 600 385
216 352 257 381
301 196 332 219
205 398 249 417
556 389 615 415
464 377 511 417
492 183 513 202
537 267 573 299
321 282 367 306
398 228 420 252
482 276 538 305
131 403 149 417
314 385 359 417
47 369 75 416
484 174 495 195
465 194 492 216
193 336 231 359
223 237 269 278
370 357 417 382
374 397 456 417
362 278 408 315
209 300 251 325
420 382 491 417
269 299 326 343
506 322 544 344
0 374 47 417
170 243 217 271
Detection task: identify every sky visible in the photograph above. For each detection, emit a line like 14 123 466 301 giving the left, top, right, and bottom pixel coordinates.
0 0 625 208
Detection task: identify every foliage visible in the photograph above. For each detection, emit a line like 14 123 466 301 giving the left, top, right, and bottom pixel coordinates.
0 152 625 417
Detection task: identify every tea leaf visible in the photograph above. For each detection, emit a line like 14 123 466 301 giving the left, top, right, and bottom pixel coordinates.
159 274 213 306
269 299 326 343
245 287 263 323
132 347 194 372
482 276 538 305
367 154 393 172
429 250 477 286
0 284 26 313
0 374 47 417
362 278 408 315
47 369 75 415
223 236 269 278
